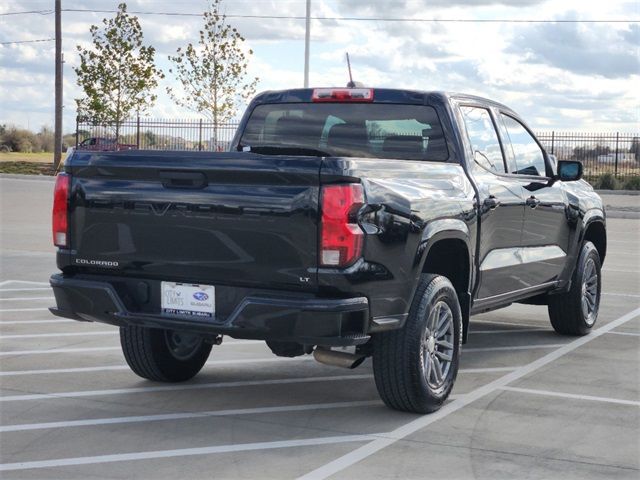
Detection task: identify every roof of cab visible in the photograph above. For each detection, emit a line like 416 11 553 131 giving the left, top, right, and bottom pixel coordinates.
251 88 516 115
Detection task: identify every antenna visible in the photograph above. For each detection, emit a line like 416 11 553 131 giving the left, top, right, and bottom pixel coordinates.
346 52 355 88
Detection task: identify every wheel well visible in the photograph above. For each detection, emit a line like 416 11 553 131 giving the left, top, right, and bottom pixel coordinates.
584 222 606 264
422 239 471 339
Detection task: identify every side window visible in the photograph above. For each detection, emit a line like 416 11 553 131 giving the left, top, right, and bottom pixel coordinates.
501 115 547 176
460 106 505 174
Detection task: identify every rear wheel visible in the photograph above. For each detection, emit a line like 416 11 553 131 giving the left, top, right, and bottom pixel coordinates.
120 326 212 382
548 241 602 336
373 274 462 413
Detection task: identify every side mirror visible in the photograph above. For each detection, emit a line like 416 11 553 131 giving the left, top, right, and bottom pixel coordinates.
557 160 583 182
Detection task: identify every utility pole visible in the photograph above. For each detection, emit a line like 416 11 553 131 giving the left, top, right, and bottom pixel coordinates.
54 0 63 169
303 0 310 88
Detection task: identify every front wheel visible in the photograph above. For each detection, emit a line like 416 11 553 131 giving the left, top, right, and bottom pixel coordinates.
373 274 462 413
120 326 212 382
548 241 602 336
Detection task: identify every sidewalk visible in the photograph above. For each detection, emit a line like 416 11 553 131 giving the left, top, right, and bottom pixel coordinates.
598 191 640 219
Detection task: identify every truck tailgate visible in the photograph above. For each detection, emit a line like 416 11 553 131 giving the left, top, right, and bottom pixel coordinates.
67 151 321 290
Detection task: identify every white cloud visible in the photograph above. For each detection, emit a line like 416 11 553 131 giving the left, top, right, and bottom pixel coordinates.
0 0 638 133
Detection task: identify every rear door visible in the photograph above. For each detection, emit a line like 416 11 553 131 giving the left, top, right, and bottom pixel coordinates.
458 105 527 300
69 151 321 290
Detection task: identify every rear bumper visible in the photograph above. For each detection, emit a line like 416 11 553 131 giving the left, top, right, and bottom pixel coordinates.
49 274 370 346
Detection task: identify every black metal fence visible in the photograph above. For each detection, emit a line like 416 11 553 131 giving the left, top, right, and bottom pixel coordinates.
76 117 639 183
537 132 639 183
76 117 240 152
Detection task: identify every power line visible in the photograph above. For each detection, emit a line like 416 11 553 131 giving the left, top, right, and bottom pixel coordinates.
0 38 55 45
1 7 637 23
59 8 639 23
0 10 53 16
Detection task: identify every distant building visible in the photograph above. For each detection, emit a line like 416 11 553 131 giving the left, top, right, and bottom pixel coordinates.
596 153 636 164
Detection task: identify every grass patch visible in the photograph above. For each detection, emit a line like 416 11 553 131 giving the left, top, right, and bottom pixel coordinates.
0 152 54 163
0 162 55 175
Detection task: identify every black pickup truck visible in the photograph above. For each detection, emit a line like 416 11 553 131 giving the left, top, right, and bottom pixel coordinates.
50 88 606 413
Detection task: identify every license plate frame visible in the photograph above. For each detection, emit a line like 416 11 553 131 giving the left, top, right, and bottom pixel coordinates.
161 282 215 319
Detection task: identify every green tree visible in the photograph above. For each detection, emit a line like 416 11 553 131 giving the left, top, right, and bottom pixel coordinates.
74 3 163 140
167 0 258 146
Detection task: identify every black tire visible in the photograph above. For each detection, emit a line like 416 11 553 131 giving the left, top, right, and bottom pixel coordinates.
548 241 601 336
372 274 462 414
120 326 212 382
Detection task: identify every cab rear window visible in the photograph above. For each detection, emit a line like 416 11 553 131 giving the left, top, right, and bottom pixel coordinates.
239 103 448 161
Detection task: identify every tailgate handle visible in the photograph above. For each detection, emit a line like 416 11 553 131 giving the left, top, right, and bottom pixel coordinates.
159 171 207 189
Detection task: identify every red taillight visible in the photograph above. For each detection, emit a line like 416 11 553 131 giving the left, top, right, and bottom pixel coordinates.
312 88 374 102
320 184 364 267
52 173 70 248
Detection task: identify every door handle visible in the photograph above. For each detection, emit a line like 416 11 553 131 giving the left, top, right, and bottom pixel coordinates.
483 195 500 210
526 196 540 208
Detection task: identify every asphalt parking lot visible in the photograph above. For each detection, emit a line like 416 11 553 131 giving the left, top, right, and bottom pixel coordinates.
0 176 638 479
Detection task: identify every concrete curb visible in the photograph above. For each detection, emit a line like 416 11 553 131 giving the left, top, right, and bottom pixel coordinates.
596 190 640 196
606 210 640 220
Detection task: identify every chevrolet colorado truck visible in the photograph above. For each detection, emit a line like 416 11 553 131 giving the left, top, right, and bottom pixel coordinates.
50 88 606 413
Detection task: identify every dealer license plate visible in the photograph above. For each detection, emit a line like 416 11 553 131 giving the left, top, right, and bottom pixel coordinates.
161 282 215 318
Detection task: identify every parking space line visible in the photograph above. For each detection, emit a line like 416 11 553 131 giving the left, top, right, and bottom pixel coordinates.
500 387 640 407
0 297 54 302
0 400 383 433
0 288 51 293
0 362 515 378
298 307 640 480
603 292 640 299
464 344 565 352
0 280 49 287
471 319 541 328
0 357 316 377
0 346 121 357
0 434 379 472
0 340 260 356
607 331 640 337
0 308 50 313
604 268 640 273
0 319 71 325
0 374 375 403
469 328 547 334
0 331 115 340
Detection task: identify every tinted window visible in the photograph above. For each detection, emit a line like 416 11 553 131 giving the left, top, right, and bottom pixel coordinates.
240 103 448 161
460 106 505 173
501 115 546 176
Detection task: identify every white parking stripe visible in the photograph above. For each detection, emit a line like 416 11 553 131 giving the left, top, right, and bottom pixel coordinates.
602 292 640 298
0 308 50 312
469 328 547 334
471 319 541 328
607 331 640 337
0 374 375 403
298 307 640 480
0 319 71 325
0 288 52 292
0 362 515 378
0 357 316 377
0 297 54 302
500 386 640 407
0 340 260 356
0 434 378 472
0 280 49 286
0 346 120 357
0 400 383 433
464 344 565 352
0 331 115 340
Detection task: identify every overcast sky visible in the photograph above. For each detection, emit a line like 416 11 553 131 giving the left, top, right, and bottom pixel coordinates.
0 0 638 133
